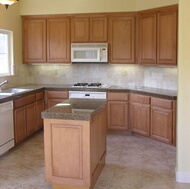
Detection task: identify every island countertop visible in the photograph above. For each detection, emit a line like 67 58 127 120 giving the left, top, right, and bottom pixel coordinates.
42 98 107 121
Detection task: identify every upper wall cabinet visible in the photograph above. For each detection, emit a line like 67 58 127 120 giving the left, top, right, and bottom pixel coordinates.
108 15 136 64
138 5 178 66
71 16 107 42
22 18 46 63
47 18 70 63
22 16 71 64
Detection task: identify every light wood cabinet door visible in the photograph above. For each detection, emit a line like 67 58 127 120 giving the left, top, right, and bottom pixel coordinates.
26 103 37 136
151 106 173 144
109 16 135 64
108 101 129 130
151 97 174 144
23 18 46 63
139 13 157 64
71 17 89 42
90 17 107 42
47 18 71 63
71 16 107 42
14 107 27 144
47 99 67 108
131 102 150 136
46 90 68 108
36 100 45 130
157 10 177 65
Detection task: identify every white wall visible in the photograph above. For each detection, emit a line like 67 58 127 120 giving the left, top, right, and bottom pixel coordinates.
176 0 190 183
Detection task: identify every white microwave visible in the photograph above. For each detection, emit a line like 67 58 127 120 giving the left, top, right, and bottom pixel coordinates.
71 43 108 63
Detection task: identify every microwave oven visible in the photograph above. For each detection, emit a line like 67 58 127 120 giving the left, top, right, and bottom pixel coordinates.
71 43 108 63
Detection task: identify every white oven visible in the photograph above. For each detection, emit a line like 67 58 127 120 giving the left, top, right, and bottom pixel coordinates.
69 91 106 99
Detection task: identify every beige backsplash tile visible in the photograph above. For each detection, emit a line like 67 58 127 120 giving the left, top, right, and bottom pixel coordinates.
0 63 178 90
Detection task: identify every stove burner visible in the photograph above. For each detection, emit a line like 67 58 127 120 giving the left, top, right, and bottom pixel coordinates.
88 83 102 87
72 82 110 88
74 83 88 87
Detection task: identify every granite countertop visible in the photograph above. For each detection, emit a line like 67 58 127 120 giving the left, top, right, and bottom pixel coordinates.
0 84 177 104
42 98 107 121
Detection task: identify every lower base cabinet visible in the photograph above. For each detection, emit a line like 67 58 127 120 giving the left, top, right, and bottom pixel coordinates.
151 97 176 145
14 107 27 143
107 92 176 145
130 94 150 136
14 91 45 144
45 90 68 108
107 92 129 130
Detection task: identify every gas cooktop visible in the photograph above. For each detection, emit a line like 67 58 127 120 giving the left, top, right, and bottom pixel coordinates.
72 83 110 88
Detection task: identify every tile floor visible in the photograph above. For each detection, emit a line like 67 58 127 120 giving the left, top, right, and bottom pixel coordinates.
0 131 190 189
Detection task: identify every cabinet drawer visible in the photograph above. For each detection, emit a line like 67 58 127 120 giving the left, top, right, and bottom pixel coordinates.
47 91 68 99
151 97 173 109
14 94 36 109
130 94 150 104
107 92 128 101
36 91 44 101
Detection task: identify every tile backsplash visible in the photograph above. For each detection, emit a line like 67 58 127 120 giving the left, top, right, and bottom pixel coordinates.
0 63 177 90
26 64 177 90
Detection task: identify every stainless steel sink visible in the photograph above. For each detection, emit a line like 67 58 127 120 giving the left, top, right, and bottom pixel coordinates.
0 88 31 98
2 88 31 94
0 93 14 96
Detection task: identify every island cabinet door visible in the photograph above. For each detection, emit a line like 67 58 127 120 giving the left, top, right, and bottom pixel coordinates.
44 119 91 187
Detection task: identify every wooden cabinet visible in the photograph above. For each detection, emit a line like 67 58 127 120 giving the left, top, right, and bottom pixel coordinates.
36 91 45 130
107 92 129 130
46 90 68 108
109 15 136 64
14 91 45 144
47 18 70 63
44 104 107 188
71 16 107 42
22 18 46 63
130 94 150 136
139 6 177 65
139 13 157 64
157 10 177 65
14 107 27 144
91 107 107 180
22 16 71 63
14 94 36 144
151 97 176 145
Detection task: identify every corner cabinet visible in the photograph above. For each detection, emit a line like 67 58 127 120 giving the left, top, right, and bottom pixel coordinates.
151 97 176 145
130 94 150 137
108 15 136 64
138 5 177 66
22 16 71 64
45 90 68 109
107 92 129 130
71 16 107 42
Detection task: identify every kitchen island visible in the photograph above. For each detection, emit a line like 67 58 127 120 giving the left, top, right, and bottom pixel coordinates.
42 99 107 189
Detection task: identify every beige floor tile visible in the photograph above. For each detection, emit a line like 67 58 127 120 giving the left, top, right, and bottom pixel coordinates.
1 131 190 189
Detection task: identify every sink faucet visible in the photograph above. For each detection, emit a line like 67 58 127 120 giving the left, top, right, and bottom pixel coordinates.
0 80 8 92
